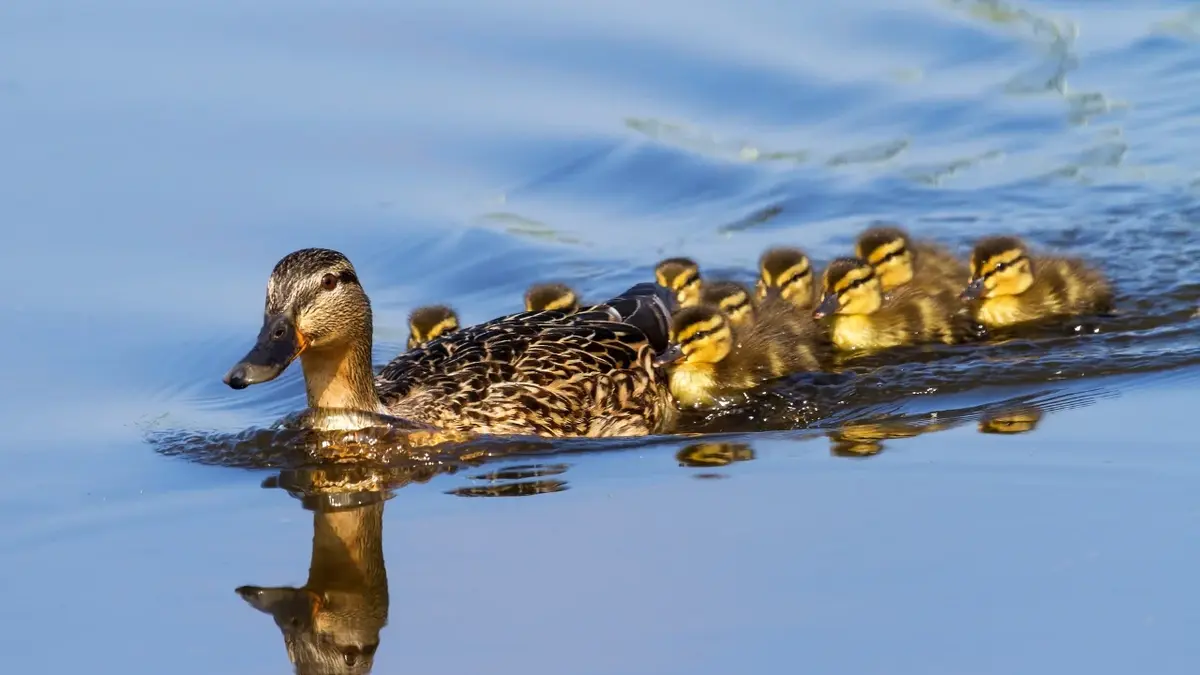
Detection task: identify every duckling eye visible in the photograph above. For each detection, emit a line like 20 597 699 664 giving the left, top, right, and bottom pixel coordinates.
320 273 338 291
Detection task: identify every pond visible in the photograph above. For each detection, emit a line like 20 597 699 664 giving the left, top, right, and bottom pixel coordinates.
2 0 1198 672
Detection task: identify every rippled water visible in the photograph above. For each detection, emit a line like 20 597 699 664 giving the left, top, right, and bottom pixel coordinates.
3 0 1200 672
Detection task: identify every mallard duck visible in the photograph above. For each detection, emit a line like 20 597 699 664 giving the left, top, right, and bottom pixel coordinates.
524 282 580 313
961 235 1114 329
699 280 757 329
813 257 973 352
657 304 820 407
755 246 818 309
223 248 679 438
855 224 968 296
406 305 460 350
654 257 703 308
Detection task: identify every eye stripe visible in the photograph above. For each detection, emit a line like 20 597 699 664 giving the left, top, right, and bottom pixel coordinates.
778 266 811 287
835 269 876 296
981 254 1026 280
680 325 728 346
720 296 750 314
873 245 908 265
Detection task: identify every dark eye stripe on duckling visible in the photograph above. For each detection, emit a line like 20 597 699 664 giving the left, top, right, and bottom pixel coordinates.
676 318 727 346
869 244 908 265
833 269 876 295
980 254 1027 280
720 294 751 315
776 263 811 287
671 270 700 291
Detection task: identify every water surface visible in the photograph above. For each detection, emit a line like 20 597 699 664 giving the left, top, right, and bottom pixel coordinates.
2 0 1199 672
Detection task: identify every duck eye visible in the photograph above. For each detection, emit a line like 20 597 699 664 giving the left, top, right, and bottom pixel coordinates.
321 273 338 290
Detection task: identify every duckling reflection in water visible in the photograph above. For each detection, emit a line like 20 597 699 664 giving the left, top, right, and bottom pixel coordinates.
238 496 388 675
855 224 968 296
405 305 460 350
978 406 1044 434
655 257 703 308
813 257 975 353
223 248 679 438
828 418 958 457
962 235 1115 330
676 442 755 467
524 282 581 313
756 246 819 310
658 304 821 407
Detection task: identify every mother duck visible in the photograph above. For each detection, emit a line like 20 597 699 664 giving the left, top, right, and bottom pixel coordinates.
223 248 679 438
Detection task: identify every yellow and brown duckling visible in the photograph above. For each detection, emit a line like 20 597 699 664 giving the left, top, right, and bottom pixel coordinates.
813 257 973 352
755 246 819 310
524 282 581 313
655 257 703 308
657 304 820 407
961 235 1114 330
406 305 460 350
224 248 679 438
699 280 758 329
855 224 969 297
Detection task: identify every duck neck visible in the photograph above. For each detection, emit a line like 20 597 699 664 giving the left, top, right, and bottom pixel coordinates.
299 339 380 413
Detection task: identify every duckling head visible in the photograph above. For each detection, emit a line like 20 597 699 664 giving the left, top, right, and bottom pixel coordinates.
756 246 814 307
669 305 734 366
813 257 883 319
224 248 371 389
962 236 1034 301
856 224 915 291
406 305 460 350
654 257 703 308
700 280 756 328
524 282 580 313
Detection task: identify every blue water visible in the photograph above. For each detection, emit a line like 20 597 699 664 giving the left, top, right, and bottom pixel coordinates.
2 0 1199 672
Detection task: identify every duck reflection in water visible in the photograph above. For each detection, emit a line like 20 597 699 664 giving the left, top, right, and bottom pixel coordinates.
978 406 1044 434
238 468 392 675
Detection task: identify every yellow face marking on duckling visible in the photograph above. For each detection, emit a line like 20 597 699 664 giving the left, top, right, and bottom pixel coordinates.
971 249 1033 298
756 247 814 306
857 237 912 291
655 258 702 308
822 263 883 316
700 282 755 328
666 306 734 406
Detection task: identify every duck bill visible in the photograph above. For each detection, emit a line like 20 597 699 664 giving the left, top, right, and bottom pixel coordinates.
223 314 306 389
652 344 684 367
811 293 839 320
960 279 985 302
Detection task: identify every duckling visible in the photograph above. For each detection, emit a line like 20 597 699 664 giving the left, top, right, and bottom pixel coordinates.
524 282 580 313
813 257 973 352
699 280 757 329
855 224 968 296
658 304 820 407
406 305 460 350
654 257 703 308
755 246 819 310
224 248 679 439
961 235 1114 330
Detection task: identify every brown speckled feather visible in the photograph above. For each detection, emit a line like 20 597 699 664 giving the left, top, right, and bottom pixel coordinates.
375 295 676 438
